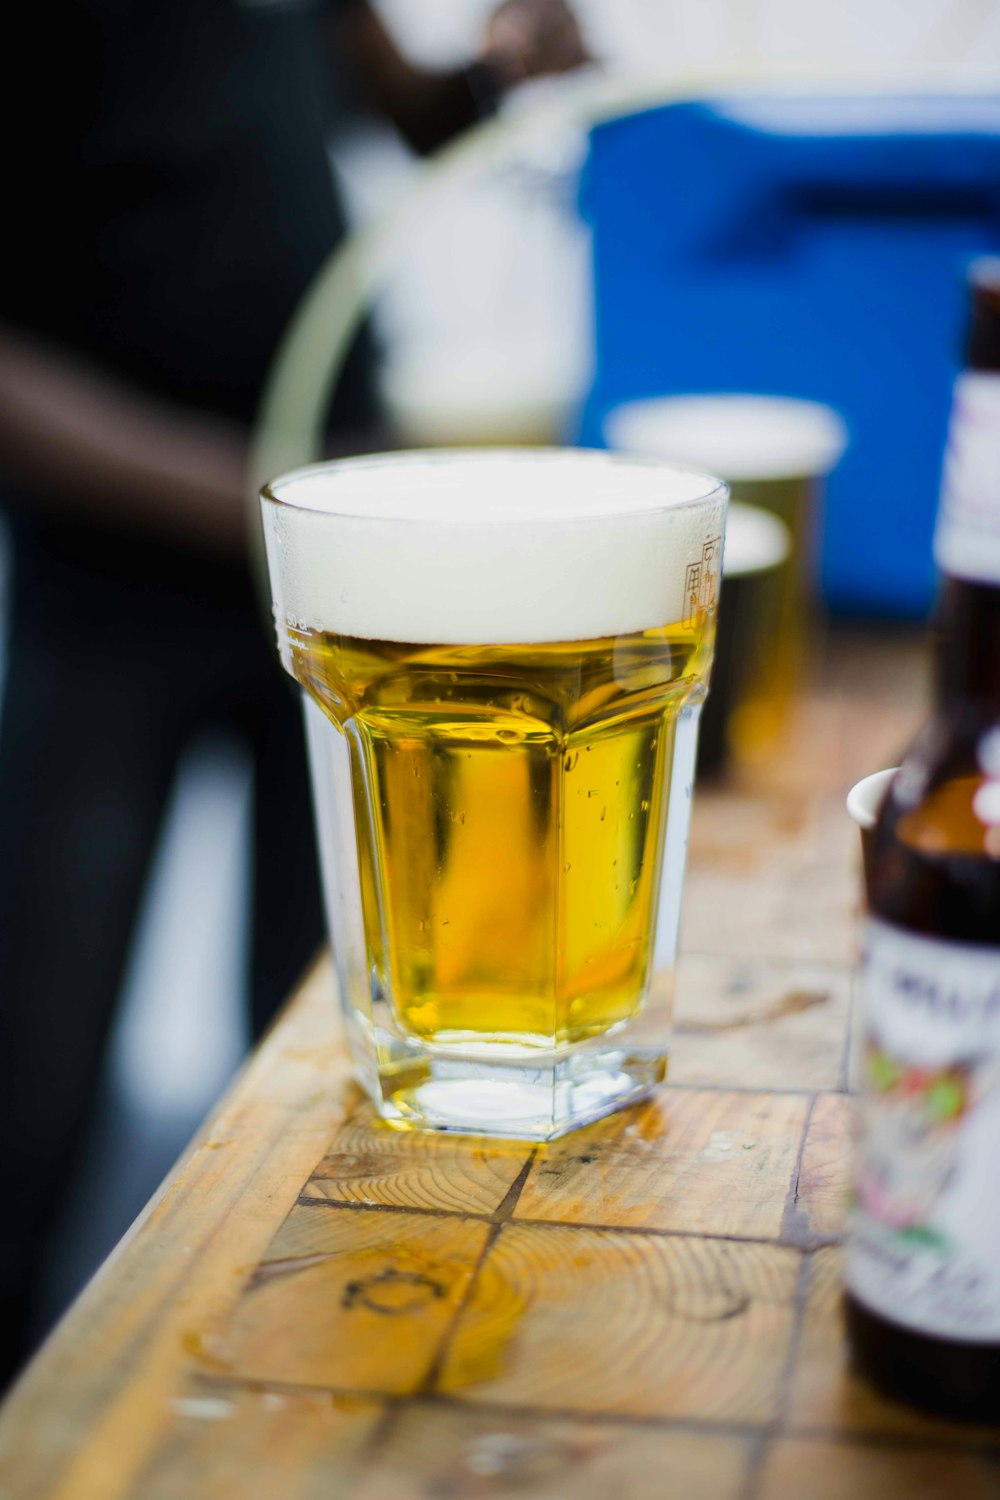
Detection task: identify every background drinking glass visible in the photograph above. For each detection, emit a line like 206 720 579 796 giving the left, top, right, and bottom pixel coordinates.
260 448 726 1139
605 394 847 761
696 501 791 776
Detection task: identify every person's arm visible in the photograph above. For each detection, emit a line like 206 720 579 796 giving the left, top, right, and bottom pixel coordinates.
0 326 249 554
332 0 589 156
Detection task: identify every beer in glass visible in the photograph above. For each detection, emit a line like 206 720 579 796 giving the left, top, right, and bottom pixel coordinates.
260 450 726 1138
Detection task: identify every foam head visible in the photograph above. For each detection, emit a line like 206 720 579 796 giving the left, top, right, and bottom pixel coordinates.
260 449 727 647
605 395 847 482
723 502 791 578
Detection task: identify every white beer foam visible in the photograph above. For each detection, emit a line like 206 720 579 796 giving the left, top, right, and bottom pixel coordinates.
723 502 790 577
606 395 847 481
261 450 727 646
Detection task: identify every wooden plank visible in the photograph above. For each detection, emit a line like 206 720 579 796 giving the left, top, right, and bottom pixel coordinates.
437 1223 800 1424
820 627 927 789
515 1089 809 1240
670 956 851 1092
351 1400 751 1500
786 1247 998 1443
793 1093 855 1238
302 1102 531 1216
758 1439 1000 1500
735 630 924 801
0 960 350 1500
682 794 857 965
0 632 942 1500
215 1203 491 1395
132 1385 383 1500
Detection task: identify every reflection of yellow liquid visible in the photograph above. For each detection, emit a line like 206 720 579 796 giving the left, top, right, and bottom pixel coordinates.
897 775 993 857
725 561 797 759
289 624 712 1048
725 476 812 762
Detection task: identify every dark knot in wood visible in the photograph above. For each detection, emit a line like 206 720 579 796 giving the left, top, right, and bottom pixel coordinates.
341 1268 448 1315
663 1283 751 1323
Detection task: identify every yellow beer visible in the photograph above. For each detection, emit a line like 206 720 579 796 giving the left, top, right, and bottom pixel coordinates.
288 619 709 1049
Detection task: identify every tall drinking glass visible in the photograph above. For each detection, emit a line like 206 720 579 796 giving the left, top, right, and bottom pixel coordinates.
606 395 846 762
260 450 726 1138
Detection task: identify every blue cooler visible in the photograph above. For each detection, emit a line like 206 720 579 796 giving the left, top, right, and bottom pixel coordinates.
578 96 1000 615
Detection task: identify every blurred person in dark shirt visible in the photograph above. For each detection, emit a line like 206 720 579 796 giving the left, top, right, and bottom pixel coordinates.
0 0 587 1387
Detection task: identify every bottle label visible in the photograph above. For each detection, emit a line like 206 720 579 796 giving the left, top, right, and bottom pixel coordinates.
846 917 1000 1342
934 371 1000 587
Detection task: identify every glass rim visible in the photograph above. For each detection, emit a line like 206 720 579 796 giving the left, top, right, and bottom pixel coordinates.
846 767 898 831
604 393 848 481
260 447 728 527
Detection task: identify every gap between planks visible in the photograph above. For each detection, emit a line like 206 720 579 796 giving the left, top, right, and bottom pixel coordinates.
293 1191 841 1252
186 1374 1000 1460
350 1150 539 1469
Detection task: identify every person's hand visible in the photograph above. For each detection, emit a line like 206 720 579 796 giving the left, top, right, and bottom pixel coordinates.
482 0 590 90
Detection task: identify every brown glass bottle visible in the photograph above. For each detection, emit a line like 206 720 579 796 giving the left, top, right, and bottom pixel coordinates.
845 265 1000 1422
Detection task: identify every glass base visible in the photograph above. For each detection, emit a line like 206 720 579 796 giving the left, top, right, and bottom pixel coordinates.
352 1017 667 1140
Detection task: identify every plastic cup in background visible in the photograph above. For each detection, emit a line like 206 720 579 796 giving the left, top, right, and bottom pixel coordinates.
606 394 847 762
605 394 846 585
697 502 791 775
846 768 898 905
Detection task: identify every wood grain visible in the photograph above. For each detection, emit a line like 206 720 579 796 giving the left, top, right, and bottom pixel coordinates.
438 1224 801 1423
758 1439 1000 1500
820 627 927 788
352 1400 751 1500
0 960 349 1500
215 1203 491 1395
682 792 857 964
670 956 851 1092
794 1094 855 1238
302 1103 531 1216
515 1089 809 1240
1 631 967 1500
132 1385 383 1500
737 629 924 799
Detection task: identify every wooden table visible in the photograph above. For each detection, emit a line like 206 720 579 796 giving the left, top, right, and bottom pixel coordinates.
2 629 999 1499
